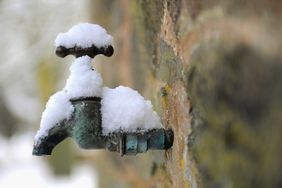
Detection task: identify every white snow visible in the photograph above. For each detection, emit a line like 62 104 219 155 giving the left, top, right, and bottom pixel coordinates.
101 86 162 135
55 23 113 48
35 56 103 144
35 23 162 145
65 56 103 99
35 90 74 143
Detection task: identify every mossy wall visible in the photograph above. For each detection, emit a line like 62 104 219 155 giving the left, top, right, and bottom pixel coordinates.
132 0 282 187
89 1 282 187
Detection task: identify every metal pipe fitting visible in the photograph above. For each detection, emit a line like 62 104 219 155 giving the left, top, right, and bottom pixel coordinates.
32 98 173 156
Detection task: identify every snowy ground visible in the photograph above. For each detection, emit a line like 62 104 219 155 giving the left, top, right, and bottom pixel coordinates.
0 133 97 188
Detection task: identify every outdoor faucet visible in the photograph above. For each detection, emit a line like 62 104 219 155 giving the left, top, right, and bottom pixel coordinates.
32 23 173 156
33 97 173 156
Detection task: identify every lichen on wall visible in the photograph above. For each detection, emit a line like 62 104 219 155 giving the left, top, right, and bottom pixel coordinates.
132 1 200 187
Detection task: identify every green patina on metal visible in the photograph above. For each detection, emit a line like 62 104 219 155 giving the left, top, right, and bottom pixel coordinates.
32 33 173 157
69 97 106 149
33 98 173 156
123 129 173 155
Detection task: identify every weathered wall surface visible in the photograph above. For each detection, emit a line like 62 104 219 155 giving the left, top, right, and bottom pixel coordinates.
132 1 282 187
88 1 282 187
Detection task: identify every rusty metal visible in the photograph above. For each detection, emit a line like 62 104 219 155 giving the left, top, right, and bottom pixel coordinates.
56 45 114 58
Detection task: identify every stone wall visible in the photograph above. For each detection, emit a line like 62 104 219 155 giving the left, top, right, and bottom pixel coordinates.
90 1 282 187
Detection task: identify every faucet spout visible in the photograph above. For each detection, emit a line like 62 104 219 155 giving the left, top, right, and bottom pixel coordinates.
33 98 174 156
32 124 70 156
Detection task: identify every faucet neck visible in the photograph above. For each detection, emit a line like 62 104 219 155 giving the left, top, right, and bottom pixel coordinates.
70 98 106 149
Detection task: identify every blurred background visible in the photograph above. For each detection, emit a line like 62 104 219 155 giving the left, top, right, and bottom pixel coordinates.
0 0 161 188
1 0 282 188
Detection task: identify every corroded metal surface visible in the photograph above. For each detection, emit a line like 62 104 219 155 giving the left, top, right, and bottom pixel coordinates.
56 45 114 58
32 98 173 156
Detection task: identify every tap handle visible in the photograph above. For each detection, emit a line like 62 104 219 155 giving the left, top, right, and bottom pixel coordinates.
56 45 114 58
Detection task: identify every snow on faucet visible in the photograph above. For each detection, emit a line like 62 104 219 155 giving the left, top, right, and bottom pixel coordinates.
34 23 163 148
